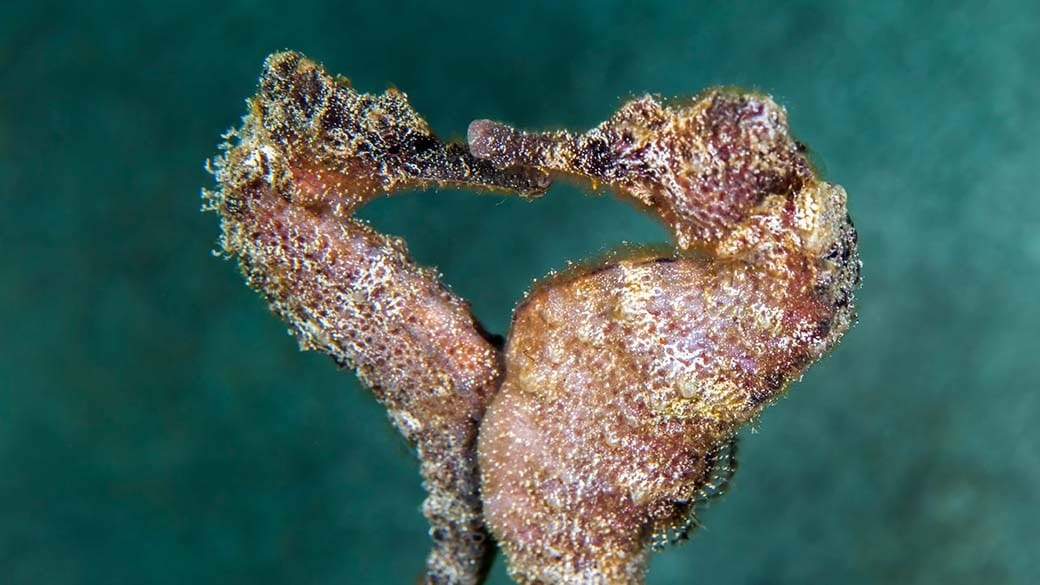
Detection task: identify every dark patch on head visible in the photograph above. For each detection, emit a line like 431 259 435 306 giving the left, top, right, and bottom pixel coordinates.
261 52 302 95
575 136 615 178
291 67 326 121
319 95 348 131
408 133 441 157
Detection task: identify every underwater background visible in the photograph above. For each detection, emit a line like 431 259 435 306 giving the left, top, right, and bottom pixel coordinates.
2 1 1037 583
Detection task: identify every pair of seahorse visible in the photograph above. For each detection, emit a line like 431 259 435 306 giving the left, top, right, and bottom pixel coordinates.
205 52 859 585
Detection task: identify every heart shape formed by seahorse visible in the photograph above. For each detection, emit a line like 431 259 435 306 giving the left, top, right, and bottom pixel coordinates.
204 52 860 585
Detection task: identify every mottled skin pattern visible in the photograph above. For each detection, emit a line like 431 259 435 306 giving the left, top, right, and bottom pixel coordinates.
204 52 548 585
205 51 860 585
470 92 860 583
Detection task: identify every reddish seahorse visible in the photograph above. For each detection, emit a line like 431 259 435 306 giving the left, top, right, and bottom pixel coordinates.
470 89 860 583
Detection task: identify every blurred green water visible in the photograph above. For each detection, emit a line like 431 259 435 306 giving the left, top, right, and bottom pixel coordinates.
1 1 1037 583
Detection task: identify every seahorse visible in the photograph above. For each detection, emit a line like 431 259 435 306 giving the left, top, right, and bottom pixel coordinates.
205 51 548 585
470 89 860 584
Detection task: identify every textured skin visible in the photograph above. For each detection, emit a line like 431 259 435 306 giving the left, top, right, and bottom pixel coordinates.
471 91 860 583
205 52 548 585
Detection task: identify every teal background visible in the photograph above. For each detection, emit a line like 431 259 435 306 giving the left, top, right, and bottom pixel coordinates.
2 1 1037 583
